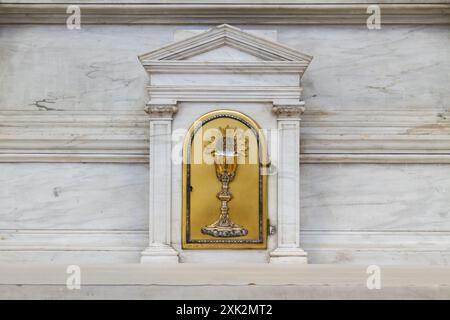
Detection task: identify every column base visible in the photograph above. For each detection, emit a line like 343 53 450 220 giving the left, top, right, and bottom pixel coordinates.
140 244 179 264
269 247 308 264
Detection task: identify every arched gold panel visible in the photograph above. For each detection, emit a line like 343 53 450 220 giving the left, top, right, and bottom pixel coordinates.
182 110 268 249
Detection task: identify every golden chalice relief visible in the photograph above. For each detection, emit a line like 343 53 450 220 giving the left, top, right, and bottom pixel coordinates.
201 125 248 238
182 110 268 249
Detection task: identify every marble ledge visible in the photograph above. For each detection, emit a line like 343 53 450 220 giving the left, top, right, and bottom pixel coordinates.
0 3 449 25
2 153 450 164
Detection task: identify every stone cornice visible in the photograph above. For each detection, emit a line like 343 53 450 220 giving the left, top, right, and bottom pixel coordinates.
0 3 449 25
142 61 310 74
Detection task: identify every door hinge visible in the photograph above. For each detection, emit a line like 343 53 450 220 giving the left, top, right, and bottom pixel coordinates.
268 219 276 236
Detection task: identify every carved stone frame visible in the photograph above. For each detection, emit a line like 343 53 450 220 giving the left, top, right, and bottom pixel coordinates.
138 24 312 263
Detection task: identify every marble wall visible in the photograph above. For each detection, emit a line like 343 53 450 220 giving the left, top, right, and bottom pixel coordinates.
300 164 450 264
1 162 449 264
1 25 449 111
0 24 449 264
0 163 148 263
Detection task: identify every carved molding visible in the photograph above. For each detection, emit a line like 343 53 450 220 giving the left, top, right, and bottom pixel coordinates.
4 154 450 164
1 3 448 25
300 154 450 164
1 109 449 163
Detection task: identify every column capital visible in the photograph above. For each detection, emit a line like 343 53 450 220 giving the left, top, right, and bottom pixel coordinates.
144 101 178 119
272 103 305 118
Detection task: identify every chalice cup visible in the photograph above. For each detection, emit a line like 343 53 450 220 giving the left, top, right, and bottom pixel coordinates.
201 151 248 238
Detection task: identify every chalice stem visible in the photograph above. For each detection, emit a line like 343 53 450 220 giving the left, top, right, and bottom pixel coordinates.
218 177 231 226
201 168 248 237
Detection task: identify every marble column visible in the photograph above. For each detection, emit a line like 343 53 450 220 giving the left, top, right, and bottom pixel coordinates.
269 103 308 264
141 103 180 263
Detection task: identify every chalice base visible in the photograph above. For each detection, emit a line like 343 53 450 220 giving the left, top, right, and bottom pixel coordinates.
201 225 248 238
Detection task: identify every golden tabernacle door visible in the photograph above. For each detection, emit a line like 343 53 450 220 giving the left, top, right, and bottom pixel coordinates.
182 110 268 249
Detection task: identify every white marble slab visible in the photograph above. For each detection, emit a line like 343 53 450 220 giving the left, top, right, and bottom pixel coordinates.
276 25 450 109
0 163 148 230
300 164 450 231
0 162 449 264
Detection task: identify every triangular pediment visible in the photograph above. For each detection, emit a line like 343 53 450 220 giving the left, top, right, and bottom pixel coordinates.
185 45 265 62
139 24 312 63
